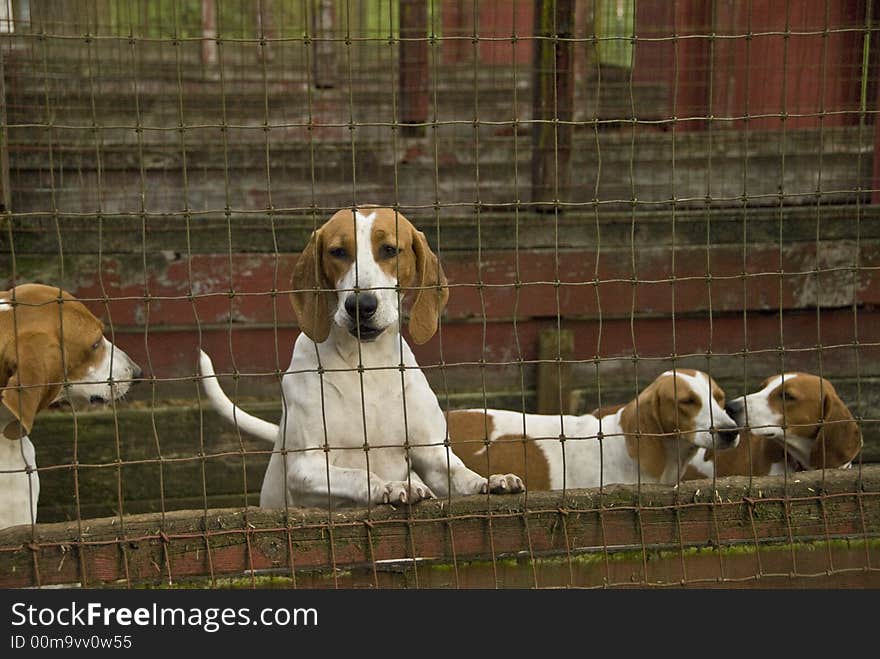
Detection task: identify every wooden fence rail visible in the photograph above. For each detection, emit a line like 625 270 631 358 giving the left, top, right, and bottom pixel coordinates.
2 465 878 588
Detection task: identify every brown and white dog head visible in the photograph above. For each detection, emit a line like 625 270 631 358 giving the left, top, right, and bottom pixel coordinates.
619 369 740 477
0 284 143 439
290 207 449 345
725 373 861 470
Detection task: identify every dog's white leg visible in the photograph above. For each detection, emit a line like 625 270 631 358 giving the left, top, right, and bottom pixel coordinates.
0 435 39 529
402 363 525 498
402 469 435 500
409 443 524 497
286 453 432 506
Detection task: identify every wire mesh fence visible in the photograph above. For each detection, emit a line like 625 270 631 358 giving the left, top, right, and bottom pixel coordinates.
0 0 878 588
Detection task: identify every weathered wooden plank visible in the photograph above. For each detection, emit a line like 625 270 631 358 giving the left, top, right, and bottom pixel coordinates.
4 204 880 254
0 466 877 588
3 125 871 211
62 308 875 386
4 242 877 328
276 541 880 588
29 403 276 522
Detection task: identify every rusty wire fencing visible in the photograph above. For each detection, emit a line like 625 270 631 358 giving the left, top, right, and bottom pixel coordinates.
0 0 878 589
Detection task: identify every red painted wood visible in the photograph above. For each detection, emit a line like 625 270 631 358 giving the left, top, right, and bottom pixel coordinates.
479 0 533 65
0 477 874 588
633 0 711 129
36 242 875 380
61 244 880 328
711 0 866 130
117 307 878 381
634 1 867 131
440 0 533 66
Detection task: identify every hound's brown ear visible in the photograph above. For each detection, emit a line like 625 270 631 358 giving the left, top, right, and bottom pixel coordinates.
1 333 64 439
408 230 449 345
812 385 862 468
290 229 334 343
619 382 667 479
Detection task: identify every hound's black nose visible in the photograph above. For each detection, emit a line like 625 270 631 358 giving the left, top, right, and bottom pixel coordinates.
725 398 744 417
132 365 144 381
344 292 378 320
718 428 740 446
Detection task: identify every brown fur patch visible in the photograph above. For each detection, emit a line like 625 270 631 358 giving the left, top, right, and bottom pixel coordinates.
765 373 861 469
1 284 106 437
618 373 701 479
684 432 786 479
369 208 418 284
446 410 551 490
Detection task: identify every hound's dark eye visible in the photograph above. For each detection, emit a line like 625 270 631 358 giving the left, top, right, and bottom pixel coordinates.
379 244 400 259
680 396 697 406
328 247 348 260
91 339 102 350
780 390 796 402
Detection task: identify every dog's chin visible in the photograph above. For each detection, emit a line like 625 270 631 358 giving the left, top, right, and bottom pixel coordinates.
348 325 386 342
752 427 783 441
64 394 107 410
62 385 127 410
710 432 740 450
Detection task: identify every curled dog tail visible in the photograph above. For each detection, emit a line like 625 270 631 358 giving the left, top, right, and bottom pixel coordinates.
198 349 279 443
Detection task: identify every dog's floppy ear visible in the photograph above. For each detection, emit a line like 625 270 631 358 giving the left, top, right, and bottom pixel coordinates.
619 380 667 479
290 229 335 343
408 229 449 345
812 384 862 468
1 332 64 439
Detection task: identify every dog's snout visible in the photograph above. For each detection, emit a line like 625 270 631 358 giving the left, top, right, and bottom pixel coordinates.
131 364 144 382
344 292 378 320
725 397 744 418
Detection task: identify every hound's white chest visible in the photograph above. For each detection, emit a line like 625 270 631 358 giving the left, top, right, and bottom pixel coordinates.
284 352 414 481
323 368 410 444
0 435 39 528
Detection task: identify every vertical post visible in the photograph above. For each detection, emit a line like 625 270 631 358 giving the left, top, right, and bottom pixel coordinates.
869 3 880 204
257 0 275 62
201 0 218 66
312 0 336 88
531 0 575 211
0 52 9 212
537 328 575 414
399 0 429 137
873 90 880 203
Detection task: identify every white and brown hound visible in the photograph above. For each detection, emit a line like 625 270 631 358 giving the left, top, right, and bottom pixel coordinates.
0 283 142 528
446 369 740 490
685 373 862 480
199 207 523 508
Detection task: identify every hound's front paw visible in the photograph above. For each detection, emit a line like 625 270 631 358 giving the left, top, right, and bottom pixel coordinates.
483 473 525 494
378 481 435 505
